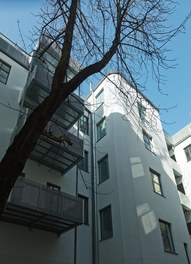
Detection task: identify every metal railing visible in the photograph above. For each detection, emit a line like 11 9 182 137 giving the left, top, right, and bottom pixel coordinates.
9 177 83 223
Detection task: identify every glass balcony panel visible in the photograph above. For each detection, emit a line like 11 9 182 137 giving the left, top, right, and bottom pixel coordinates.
23 64 84 129
30 125 83 173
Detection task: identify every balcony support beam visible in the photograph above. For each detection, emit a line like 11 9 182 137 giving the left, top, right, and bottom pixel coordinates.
29 214 46 231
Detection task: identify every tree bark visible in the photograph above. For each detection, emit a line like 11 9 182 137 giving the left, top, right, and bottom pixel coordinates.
0 90 67 212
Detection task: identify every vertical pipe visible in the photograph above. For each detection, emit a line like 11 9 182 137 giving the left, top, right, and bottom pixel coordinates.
90 82 99 264
90 110 96 264
74 87 80 264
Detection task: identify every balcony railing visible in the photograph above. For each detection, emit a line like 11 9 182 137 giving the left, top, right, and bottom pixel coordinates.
0 33 29 69
178 191 191 211
30 123 83 173
1 177 83 235
22 64 84 129
170 158 182 176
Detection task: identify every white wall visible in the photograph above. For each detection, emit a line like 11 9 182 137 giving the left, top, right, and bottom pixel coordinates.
0 154 92 264
88 73 191 264
173 124 191 200
0 51 28 160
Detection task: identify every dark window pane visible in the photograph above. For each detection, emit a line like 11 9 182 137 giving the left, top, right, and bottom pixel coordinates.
0 60 11 84
78 194 88 225
150 169 163 195
79 115 89 135
184 145 191 162
97 118 106 141
78 151 89 172
143 131 152 151
159 220 175 253
47 182 60 191
98 155 109 183
100 205 113 240
138 102 146 120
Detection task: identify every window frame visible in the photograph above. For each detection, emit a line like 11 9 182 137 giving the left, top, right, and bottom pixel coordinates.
184 144 191 162
78 194 89 225
79 114 89 135
150 168 163 196
95 89 104 108
78 150 89 172
97 117 106 141
0 59 11 84
138 102 146 120
100 205 113 240
143 130 152 152
159 220 175 254
98 155 109 184
184 243 191 264
47 182 61 191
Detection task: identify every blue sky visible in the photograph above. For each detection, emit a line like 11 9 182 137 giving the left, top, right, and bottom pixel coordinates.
0 0 191 135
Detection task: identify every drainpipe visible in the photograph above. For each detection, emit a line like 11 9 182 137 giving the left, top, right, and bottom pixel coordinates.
89 82 99 264
74 166 79 264
90 110 97 264
74 87 80 264
74 83 98 264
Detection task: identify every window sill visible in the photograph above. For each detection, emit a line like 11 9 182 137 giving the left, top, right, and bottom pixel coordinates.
164 250 178 255
99 235 113 242
145 147 156 156
98 177 109 185
154 192 166 198
79 168 89 173
97 134 106 143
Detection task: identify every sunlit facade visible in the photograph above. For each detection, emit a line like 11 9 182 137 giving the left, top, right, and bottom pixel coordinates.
0 33 191 264
87 73 191 264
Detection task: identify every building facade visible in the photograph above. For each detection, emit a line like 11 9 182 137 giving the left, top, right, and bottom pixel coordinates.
0 33 191 264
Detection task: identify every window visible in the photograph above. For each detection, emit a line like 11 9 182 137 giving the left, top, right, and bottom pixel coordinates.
150 169 163 195
47 182 60 191
96 89 104 108
79 115 89 135
98 155 109 183
184 145 191 162
177 183 186 194
78 194 89 225
184 243 190 264
159 220 175 253
97 118 106 141
143 131 152 151
0 60 11 84
138 102 146 120
78 150 89 172
100 205 113 240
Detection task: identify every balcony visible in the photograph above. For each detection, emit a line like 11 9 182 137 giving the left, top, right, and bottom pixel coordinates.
23 64 84 129
29 122 83 173
0 33 29 69
0 177 83 235
178 191 191 211
170 158 182 176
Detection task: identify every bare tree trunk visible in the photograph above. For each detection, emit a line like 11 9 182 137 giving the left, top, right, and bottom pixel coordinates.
0 90 66 212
